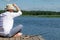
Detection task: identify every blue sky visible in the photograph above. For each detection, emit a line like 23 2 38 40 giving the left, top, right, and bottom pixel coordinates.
0 0 60 11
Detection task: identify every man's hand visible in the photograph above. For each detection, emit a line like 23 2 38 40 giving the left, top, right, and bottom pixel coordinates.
13 4 17 7
13 4 20 11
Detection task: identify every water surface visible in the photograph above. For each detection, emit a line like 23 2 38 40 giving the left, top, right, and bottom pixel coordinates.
14 16 60 40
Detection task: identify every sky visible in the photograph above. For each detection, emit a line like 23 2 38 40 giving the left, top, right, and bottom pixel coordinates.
0 0 60 11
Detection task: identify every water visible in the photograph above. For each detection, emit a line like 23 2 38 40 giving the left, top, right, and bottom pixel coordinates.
14 16 60 40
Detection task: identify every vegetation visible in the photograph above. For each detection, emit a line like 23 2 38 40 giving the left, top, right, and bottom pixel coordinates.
0 10 60 17
22 11 60 15
0 10 5 13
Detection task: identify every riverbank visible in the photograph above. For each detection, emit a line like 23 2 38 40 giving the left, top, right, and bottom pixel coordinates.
22 15 60 18
0 35 44 40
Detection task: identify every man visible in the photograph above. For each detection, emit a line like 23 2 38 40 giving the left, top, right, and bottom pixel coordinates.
0 4 23 37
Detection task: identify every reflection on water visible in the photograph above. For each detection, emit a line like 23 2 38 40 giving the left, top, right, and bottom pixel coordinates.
14 16 60 40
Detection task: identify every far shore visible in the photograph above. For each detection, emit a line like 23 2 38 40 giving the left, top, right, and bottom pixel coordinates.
22 15 60 18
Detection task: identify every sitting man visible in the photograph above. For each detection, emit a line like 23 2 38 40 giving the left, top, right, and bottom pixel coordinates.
0 4 23 37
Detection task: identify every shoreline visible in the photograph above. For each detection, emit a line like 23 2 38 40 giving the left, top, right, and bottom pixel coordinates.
22 15 60 18
0 35 45 40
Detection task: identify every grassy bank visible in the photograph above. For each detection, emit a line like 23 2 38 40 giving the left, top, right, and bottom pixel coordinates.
22 15 60 18
0 10 60 18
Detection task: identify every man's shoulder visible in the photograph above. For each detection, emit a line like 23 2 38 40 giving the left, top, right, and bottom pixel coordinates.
2 11 9 14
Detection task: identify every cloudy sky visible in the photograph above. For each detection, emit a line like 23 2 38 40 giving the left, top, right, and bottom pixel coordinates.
0 0 60 11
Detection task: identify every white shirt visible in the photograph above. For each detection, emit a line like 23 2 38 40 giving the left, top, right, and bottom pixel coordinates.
0 11 22 34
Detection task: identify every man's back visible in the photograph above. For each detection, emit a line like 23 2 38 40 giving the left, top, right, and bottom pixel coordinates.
0 11 22 34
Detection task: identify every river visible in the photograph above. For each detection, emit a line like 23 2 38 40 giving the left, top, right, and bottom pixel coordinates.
14 16 60 40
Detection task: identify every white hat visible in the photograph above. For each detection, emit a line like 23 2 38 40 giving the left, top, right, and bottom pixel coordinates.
5 4 15 10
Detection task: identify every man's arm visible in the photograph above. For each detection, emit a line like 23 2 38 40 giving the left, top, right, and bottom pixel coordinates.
12 4 22 17
13 4 21 11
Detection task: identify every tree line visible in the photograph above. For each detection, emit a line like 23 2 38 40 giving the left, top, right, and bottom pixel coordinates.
0 10 60 15
22 11 60 15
